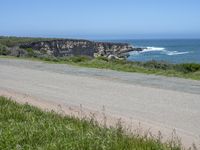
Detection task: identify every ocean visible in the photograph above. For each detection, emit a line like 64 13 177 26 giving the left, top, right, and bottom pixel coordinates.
104 39 200 64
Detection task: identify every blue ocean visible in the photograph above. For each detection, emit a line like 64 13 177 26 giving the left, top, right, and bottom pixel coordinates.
105 39 200 64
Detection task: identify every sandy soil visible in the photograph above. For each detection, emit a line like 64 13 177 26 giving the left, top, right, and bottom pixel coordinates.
0 58 200 148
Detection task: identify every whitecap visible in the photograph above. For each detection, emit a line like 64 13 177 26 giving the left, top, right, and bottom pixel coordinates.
139 46 189 56
140 47 166 53
166 51 189 56
129 46 190 57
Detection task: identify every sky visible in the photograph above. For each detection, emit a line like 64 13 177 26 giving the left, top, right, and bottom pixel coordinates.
0 0 200 39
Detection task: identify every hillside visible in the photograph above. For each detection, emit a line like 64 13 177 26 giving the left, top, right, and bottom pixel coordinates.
0 96 181 150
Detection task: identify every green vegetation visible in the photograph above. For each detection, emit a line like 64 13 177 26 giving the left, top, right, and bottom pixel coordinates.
24 48 37 57
0 36 200 80
0 36 55 47
0 44 10 55
32 56 200 80
1 55 200 80
0 96 181 150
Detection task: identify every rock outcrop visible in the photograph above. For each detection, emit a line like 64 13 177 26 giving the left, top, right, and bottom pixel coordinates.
20 39 143 59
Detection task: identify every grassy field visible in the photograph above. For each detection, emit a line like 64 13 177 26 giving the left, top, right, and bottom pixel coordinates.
0 96 182 150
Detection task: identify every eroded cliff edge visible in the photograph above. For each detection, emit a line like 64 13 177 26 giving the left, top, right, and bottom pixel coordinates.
19 39 142 59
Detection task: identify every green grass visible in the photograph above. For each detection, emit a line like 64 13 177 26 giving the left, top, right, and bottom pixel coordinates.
0 36 56 47
46 57 200 80
2 55 200 80
0 36 199 80
0 96 181 150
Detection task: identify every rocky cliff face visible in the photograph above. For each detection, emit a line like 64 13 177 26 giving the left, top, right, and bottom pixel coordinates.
20 39 142 58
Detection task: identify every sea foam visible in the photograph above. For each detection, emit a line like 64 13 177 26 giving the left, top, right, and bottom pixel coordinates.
141 47 166 53
166 51 189 56
137 46 189 56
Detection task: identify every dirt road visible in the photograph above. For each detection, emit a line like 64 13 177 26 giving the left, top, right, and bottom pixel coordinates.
0 58 200 147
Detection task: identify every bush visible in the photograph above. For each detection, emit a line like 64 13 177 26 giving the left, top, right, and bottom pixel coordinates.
25 48 37 57
96 56 109 62
142 60 173 70
111 59 128 65
41 56 55 62
69 56 91 63
0 49 11 56
0 44 10 55
175 63 200 73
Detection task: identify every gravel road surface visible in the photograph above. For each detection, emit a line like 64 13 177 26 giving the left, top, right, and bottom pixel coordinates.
0 58 200 147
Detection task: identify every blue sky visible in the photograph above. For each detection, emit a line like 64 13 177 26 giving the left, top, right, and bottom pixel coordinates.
0 0 200 39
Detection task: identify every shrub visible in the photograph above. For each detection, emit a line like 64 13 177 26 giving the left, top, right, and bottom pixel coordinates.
0 44 10 55
96 56 109 62
69 56 91 63
175 63 200 73
25 48 37 57
111 59 127 65
41 56 56 62
142 60 173 70
0 49 11 55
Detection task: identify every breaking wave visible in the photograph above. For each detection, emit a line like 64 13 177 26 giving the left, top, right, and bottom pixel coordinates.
132 46 189 56
142 47 166 52
165 51 189 56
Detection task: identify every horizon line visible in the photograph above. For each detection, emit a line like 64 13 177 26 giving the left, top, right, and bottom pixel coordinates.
1 35 200 41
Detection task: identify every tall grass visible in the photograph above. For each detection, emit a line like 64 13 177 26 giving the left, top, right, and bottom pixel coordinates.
0 96 182 150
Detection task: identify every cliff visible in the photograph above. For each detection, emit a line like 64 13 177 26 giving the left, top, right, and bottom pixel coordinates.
20 39 142 59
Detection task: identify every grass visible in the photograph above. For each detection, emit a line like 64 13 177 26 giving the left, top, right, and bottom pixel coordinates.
0 36 199 80
0 96 182 150
0 36 56 47
43 56 200 80
1 55 199 80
